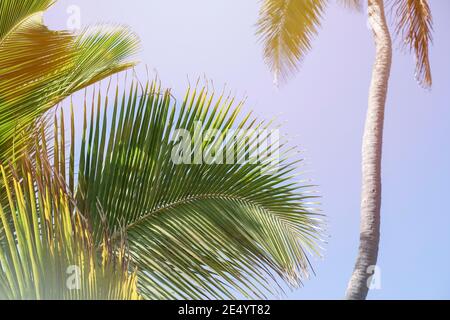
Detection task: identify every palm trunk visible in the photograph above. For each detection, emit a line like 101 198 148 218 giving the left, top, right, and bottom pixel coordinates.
345 0 392 300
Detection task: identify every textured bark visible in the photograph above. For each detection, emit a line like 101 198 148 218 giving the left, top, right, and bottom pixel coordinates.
345 0 392 300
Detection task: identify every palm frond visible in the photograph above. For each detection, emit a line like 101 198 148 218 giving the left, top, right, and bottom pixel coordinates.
392 0 433 87
0 13 139 164
0 152 140 300
256 0 327 84
71 80 323 299
0 0 55 40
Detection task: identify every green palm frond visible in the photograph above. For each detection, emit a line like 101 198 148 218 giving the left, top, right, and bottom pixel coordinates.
256 0 327 84
391 0 433 87
0 2 139 164
68 80 323 299
0 153 140 300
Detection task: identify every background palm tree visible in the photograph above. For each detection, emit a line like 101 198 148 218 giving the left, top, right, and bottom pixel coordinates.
256 0 433 299
0 0 324 299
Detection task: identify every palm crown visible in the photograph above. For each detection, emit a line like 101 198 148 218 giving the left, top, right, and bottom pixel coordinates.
257 0 433 87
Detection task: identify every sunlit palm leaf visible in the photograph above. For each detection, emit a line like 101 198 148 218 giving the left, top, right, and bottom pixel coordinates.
0 0 54 40
0 152 140 300
0 8 139 164
391 0 433 87
71 80 323 299
256 0 327 84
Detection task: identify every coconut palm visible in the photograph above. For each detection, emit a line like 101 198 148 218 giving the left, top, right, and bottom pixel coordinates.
0 0 323 299
256 0 433 299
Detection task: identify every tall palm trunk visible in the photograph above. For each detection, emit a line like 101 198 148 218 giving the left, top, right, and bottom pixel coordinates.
345 0 392 300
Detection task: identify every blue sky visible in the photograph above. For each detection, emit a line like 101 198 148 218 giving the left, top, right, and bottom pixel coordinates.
45 0 450 299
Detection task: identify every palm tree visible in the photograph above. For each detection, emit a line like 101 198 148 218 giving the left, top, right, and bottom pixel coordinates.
0 0 324 299
256 0 433 299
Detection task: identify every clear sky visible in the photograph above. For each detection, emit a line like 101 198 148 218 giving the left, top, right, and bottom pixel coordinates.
45 0 450 299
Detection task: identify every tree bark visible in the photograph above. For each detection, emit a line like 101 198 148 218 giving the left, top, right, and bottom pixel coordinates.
345 0 392 300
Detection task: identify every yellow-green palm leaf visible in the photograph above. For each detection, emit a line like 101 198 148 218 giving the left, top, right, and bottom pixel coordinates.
256 0 326 84
0 155 140 300
0 0 54 40
0 0 139 164
392 0 433 87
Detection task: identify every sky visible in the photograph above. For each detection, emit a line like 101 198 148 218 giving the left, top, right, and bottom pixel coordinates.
45 0 450 299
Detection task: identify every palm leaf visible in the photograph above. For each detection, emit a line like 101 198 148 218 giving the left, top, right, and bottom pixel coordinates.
0 151 140 300
70 80 323 299
392 0 433 87
0 4 139 164
256 0 327 84
0 0 54 40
